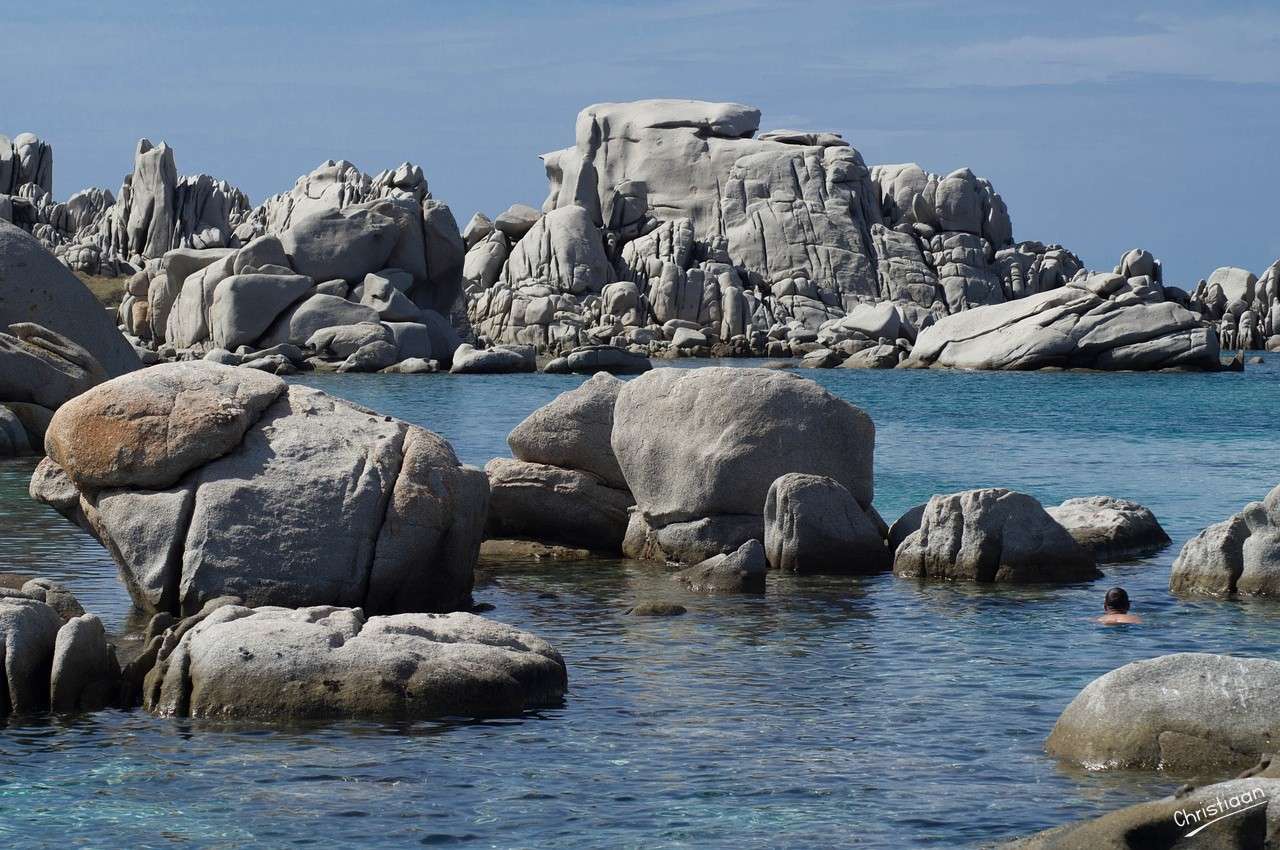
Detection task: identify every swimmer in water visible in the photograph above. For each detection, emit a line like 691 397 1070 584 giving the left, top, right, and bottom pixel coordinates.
1096 586 1142 625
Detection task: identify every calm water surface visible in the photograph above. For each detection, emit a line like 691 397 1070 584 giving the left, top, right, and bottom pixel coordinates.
3 359 1280 848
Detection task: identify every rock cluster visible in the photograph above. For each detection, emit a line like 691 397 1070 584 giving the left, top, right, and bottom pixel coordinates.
33 362 489 616
0 578 119 716
453 99 1233 372
483 366 889 571
0 221 143 455
893 488 1101 583
1190 263 1280 352
13 103 1268 371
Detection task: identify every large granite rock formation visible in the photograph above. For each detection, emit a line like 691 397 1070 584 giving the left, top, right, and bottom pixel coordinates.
614 367 876 563
894 488 1100 583
143 605 567 720
1169 484 1280 598
1046 653 1280 772
465 99 1030 360
35 362 488 616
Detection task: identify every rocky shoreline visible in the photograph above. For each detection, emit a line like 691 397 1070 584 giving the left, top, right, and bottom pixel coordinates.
5 100 1280 846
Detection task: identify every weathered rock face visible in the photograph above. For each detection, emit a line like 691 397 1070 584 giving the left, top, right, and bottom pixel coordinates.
1 133 52 195
0 221 140 376
894 488 1100 583
908 281 1221 371
763 473 889 574
1170 484 1280 598
612 368 875 541
144 605 567 720
499 205 613 295
37 362 489 616
46 361 284 491
1046 496 1171 562
1046 653 1280 772
469 98 1041 359
0 597 62 714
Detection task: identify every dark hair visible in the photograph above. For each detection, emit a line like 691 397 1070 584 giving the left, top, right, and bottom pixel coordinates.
1104 587 1130 613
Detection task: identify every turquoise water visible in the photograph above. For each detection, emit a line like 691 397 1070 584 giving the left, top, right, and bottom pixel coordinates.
4 360 1280 848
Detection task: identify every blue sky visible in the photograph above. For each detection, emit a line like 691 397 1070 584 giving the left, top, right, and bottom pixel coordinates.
8 0 1279 282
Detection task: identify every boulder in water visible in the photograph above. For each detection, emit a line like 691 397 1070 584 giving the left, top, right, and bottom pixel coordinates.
894 488 1100 583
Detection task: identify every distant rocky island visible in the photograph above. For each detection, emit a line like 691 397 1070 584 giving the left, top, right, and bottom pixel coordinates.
3 100 1275 380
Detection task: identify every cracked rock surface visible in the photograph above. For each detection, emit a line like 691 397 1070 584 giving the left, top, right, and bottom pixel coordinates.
35 361 489 616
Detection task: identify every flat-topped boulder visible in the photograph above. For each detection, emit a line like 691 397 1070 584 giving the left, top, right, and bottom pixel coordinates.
1046 496 1170 561
1046 653 1280 771
894 488 1100 583
1170 484 1280 597
36 362 488 616
144 605 567 720
450 343 536 374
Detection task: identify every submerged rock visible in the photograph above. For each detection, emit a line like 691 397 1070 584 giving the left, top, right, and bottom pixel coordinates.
37 362 488 617
673 539 767 594
1046 653 1280 772
1046 496 1170 562
144 605 567 720
1170 484 1280 598
894 488 1100 583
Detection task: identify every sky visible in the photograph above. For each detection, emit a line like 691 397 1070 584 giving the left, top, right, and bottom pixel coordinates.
7 0 1279 283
